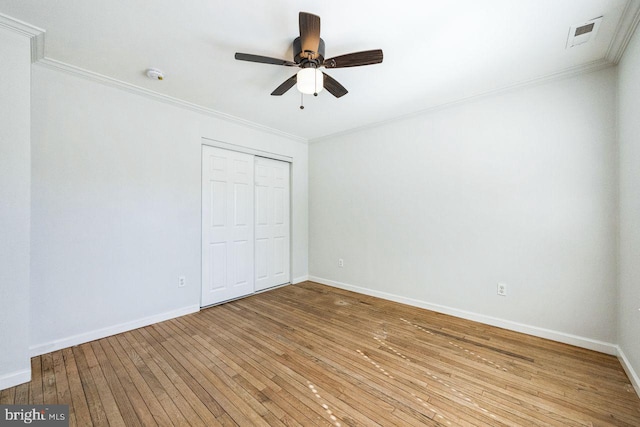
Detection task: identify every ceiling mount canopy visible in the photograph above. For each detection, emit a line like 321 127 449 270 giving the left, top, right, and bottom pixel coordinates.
234 11 384 102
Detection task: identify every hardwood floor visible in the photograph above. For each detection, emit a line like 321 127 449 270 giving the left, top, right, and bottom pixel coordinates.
2 281 639 426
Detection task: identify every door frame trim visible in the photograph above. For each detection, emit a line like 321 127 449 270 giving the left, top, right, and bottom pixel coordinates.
202 137 292 163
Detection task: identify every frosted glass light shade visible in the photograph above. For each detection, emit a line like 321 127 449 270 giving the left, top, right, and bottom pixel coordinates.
296 68 324 94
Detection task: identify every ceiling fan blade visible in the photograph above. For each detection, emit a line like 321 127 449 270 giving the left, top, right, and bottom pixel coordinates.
324 49 384 68
299 12 321 59
235 53 298 67
271 74 297 96
322 72 348 98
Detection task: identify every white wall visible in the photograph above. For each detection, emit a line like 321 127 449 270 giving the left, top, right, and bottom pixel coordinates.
29 64 308 355
618 25 640 391
0 26 32 388
310 68 618 350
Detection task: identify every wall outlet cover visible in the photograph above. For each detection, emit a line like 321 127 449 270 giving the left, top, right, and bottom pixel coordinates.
497 282 507 296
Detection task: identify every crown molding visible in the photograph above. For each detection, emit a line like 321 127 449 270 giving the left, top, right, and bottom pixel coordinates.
34 55 613 146
30 31 44 63
606 0 640 64
35 57 308 144
0 13 45 63
310 58 614 143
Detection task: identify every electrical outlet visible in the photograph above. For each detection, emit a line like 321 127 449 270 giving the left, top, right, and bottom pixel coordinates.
497 283 507 296
338 259 344 268
178 276 186 288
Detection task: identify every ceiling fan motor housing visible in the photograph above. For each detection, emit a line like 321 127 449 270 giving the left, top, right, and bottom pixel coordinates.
293 37 325 66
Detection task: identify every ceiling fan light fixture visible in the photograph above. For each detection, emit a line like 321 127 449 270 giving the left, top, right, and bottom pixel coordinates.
296 68 323 95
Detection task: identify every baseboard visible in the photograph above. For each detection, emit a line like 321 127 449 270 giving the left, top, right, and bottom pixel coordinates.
309 276 618 355
0 369 31 391
29 305 200 357
617 346 640 398
292 275 309 284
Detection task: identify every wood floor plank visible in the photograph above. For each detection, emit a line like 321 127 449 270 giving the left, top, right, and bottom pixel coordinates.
135 327 225 426
72 345 109 426
173 320 309 425
178 315 321 426
182 315 329 426
267 283 640 424
0 386 16 404
125 328 220 426
231 294 495 423
80 343 127 427
196 309 367 425
213 305 462 426
2 281 639 426
159 322 277 426
97 339 157 426
90 340 143 427
62 347 93 427
122 333 206 426
13 382 30 405
239 298 504 424
51 350 77 427
29 356 44 404
105 335 174 426
41 353 58 405
151 321 272 427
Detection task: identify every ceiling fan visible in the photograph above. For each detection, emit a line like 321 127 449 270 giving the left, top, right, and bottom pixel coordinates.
235 12 383 100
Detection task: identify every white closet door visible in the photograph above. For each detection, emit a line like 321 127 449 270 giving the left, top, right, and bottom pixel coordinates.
201 146 255 306
254 157 290 291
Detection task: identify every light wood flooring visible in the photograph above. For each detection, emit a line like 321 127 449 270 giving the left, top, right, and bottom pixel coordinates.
2 281 639 426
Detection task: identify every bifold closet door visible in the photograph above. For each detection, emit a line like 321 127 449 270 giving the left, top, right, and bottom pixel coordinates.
254 157 291 291
201 146 255 307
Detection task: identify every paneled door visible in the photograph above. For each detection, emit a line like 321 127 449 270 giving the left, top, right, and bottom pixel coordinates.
254 157 291 291
201 146 255 306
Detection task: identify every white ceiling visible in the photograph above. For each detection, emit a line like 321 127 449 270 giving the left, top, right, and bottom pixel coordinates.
1 0 638 140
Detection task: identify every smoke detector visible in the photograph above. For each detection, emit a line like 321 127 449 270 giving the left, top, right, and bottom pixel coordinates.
146 68 165 80
566 17 603 48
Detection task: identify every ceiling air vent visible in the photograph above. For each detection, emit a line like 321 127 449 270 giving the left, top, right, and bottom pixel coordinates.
566 16 603 48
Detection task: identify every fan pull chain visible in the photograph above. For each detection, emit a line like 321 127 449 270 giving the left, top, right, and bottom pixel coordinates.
300 93 304 110
314 69 318 97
